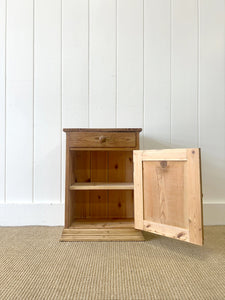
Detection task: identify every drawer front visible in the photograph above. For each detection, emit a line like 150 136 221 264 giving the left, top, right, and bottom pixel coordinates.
67 132 137 148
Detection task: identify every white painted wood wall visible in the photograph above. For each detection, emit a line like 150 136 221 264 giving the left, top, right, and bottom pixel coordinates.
0 0 224 225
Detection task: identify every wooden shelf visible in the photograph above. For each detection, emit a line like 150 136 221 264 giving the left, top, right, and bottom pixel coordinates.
69 182 134 190
70 218 134 228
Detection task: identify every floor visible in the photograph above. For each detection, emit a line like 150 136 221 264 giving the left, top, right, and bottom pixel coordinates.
0 226 224 300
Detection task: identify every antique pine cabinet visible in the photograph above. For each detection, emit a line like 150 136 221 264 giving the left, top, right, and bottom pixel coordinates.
60 128 203 246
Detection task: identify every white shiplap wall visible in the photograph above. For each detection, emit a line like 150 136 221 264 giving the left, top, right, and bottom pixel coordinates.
0 0 225 225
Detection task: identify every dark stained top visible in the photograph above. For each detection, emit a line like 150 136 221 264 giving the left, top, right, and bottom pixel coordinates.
63 128 142 133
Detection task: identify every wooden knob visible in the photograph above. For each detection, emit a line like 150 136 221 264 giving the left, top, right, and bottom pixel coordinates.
160 161 167 168
99 136 107 143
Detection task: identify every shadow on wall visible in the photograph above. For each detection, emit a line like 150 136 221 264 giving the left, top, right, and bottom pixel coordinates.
142 136 172 150
142 136 225 203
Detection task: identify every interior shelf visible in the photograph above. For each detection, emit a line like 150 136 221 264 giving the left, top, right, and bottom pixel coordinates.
69 182 134 190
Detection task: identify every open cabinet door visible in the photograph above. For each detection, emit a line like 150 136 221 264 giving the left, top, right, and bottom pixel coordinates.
133 149 203 245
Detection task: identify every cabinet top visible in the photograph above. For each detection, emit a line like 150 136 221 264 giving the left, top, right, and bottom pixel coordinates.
63 128 142 133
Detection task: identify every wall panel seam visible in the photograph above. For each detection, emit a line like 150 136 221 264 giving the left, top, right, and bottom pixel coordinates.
169 0 173 145
4 0 7 203
32 0 35 203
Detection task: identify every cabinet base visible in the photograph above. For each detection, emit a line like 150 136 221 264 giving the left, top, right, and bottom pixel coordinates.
60 228 145 241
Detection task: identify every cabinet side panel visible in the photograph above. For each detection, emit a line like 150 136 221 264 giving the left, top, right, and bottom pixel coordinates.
91 151 108 182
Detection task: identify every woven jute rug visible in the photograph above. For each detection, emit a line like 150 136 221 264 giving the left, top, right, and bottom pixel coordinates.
0 226 224 299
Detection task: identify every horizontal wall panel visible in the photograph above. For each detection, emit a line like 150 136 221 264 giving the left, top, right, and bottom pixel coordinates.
6 0 33 203
144 0 171 149
0 0 6 202
199 0 225 202
89 0 116 127
34 0 61 203
171 0 198 147
117 0 143 128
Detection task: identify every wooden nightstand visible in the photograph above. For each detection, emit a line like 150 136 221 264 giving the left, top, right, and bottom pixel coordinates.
60 128 203 245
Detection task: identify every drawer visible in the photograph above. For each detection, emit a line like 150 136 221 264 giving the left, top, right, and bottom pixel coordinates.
67 131 137 148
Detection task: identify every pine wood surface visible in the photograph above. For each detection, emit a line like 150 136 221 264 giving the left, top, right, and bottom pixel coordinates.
70 218 134 228
133 148 203 245
67 131 137 148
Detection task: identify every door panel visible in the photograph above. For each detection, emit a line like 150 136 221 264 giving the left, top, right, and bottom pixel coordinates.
134 149 203 245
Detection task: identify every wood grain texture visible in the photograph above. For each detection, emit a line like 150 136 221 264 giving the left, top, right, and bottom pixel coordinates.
89 190 108 218
71 191 89 219
71 151 90 219
89 0 116 127
108 151 133 182
143 161 186 228
143 221 189 242
134 148 203 245
60 229 144 241
73 151 91 183
91 151 108 182
108 151 134 218
6 0 33 202
63 129 140 237
34 0 61 203
62 219 144 241
108 191 134 218
70 218 134 228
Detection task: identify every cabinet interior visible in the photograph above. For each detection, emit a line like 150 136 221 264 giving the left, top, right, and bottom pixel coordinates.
68 150 134 228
